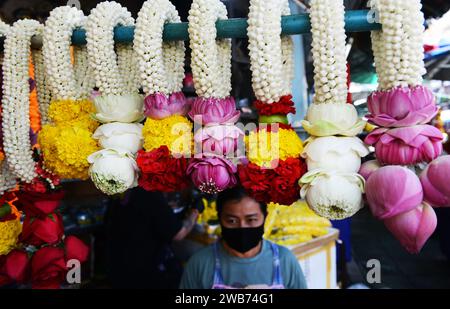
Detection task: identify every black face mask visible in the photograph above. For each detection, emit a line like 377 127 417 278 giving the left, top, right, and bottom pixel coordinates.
221 224 264 254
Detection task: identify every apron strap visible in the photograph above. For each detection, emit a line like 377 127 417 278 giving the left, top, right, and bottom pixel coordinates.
212 242 225 287
270 242 285 287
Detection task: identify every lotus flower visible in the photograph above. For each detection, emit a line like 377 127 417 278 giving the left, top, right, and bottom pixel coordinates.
367 86 438 127
187 157 237 194
299 169 365 220
144 92 190 120
88 149 139 195
365 166 423 219
302 103 366 137
301 136 369 173
364 125 443 165
93 94 144 123
358 160 381 181
420 155 450 207
384 203 437 254
188 97 240 125
92 122 143 154
194 125 244 157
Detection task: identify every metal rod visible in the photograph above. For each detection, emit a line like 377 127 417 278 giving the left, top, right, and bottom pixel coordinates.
28 10 380 48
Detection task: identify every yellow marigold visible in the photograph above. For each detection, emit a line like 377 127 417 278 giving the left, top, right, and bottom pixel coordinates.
246 128 303 167
48 99 98 132
143 115 193 155
39 124 99 179
0 205 22 256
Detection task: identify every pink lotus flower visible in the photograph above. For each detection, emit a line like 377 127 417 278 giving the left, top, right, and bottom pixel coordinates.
384 203 437 254
187 157 238 194
358 160 381 181
188 97 240 125
420 155 450 207
367 86 438 127
194 125 244 157
364 125 443 165
144 92 190 119
366 166 423 220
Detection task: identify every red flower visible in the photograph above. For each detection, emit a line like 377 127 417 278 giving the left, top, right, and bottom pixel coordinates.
256 123 293 132
239 158 306 205
21 161 61 194
254 95 296 116
137 146 190 192
15 191 65 217
21 213 64 247
65 236 89 264
0 250 30 286
31 246 66 289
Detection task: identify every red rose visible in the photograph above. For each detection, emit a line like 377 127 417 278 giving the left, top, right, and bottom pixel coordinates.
274 158 307 179
21 213 64 246
65 236 89 264
270 177 300 205
254 95 296 116
0 250 30 286
238 164 274 202
16 191 65 217
136 147 169 174
31 246 66 289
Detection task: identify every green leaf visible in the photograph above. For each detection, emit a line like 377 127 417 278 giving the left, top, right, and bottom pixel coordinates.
0 203 12 219
48 214 56 222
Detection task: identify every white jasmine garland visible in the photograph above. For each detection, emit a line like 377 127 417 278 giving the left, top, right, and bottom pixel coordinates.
31 49 52 125
247 0 294 103
188 0 231 99
43 6 86 100
369 0 425 89
0 19 10 36
85 1 136 96
1 19 42 182
73 46 95 99
116 43 140 94
134 0 185 95
310 0 348 104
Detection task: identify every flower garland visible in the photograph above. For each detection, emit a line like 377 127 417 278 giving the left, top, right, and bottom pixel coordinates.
39 6 100 180
187 0 243 194
31 49 52 125
299 0 369 219
0 22 18 194
134 0 192 192
362 0 441 254
2 19 42 183
86 1 144 195
238 0 305 205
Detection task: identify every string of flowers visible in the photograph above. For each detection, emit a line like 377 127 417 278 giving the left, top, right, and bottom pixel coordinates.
39 6 99 180
238 0 306 206
362 0 441 253
86 1 144 195
0 20 18 194
1 19 42 183
299 0 369 219
187 0 243 194
134 0 192 192
73 46 95 100
31 49 52 125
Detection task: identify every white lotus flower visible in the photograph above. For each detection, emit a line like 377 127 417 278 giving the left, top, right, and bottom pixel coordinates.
93 122 144 154
302 103 366 137
88 149 139 195
93 94 144 123
299 169 365 220
302 136 369 173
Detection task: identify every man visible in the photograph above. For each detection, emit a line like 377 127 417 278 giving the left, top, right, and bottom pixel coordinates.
105 187 198 289
180 186 307 289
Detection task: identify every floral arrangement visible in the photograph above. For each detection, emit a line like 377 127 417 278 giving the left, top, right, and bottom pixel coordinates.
39 6 100 180
1 19 43 182
0 193 22 256
298 0 369 219
0 160 89 289
187 0 243 194
238 0 305 205
362 0 442 253
86 1 144 195
133 0 192 192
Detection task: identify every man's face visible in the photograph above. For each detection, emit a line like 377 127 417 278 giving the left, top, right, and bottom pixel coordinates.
220 197 264 228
